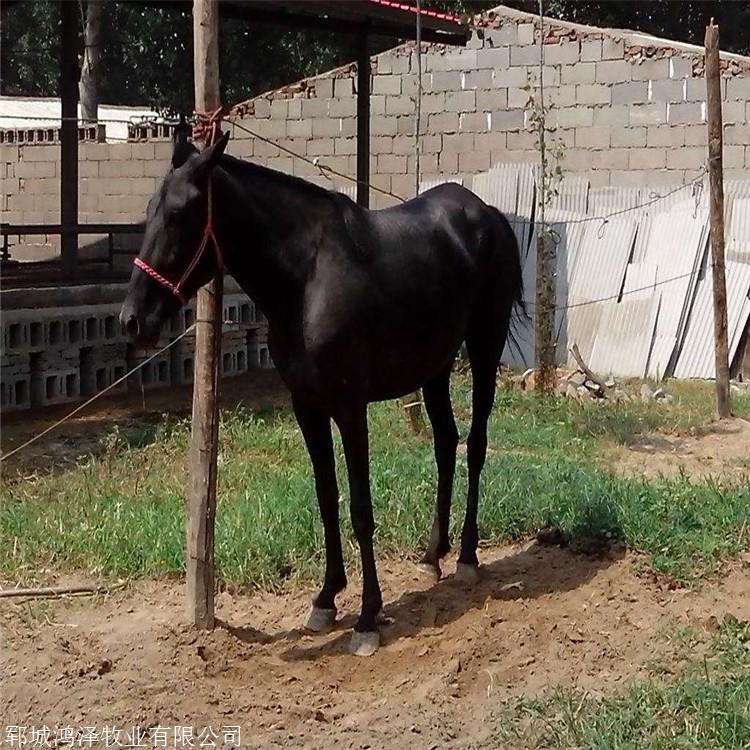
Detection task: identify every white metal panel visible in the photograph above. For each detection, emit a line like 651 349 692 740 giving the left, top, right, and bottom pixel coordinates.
726 180 750 200
673 261 750 378
623 262 658 300
335 183 358 200
645 180 705 215
419 177 462 194
548 175 589 215
471 164 518 216
645 207 709 378
564 302 605 367
588 186 640 218
568 217 637 301
517 163 537 253
588 296 659 378
631 213 654 263
727 197 750 264
0 95 159 141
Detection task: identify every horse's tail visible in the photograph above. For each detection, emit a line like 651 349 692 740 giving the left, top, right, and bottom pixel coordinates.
490 206 528 332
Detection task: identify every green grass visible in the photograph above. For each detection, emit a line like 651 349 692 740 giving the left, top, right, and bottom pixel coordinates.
494 616 750 750
1 378 749 588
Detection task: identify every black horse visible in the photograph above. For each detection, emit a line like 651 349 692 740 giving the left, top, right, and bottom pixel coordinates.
120 132 524 656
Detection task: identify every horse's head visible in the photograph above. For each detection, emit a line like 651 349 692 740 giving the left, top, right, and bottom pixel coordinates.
119 129 229 348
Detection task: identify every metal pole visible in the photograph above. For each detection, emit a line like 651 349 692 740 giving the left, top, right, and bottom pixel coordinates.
60 0 79 280
356 32 370 208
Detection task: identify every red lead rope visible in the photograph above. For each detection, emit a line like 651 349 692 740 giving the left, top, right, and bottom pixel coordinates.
133 110 225 304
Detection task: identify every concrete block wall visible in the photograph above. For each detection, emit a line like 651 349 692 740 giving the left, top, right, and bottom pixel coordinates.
2 5 748 221
1 141 168 228
0 284 272 413
233 4 750 204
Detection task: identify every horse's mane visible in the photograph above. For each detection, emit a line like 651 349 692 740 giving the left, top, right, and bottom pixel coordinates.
219 154 372 259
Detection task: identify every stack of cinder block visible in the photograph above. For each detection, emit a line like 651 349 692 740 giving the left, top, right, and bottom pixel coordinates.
1 280 271 414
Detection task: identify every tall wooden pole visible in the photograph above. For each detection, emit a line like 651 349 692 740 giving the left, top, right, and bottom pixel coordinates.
705 21 731 418
188 0 222 629
402 3 426 436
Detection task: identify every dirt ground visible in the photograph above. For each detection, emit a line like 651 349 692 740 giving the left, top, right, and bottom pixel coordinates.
603 417 750 481
3 545 750 750
0 371 290 478
3 374 749 746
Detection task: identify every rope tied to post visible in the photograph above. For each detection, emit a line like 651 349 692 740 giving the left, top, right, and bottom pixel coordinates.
192 106 226 144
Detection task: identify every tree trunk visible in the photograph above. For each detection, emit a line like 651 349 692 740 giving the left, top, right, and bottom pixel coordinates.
79 0 103 123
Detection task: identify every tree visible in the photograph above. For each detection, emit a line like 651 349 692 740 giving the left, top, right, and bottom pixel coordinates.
79 0 103 122
2 1 748 111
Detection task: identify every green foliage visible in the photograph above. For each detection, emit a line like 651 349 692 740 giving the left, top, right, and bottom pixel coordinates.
3 2 748 111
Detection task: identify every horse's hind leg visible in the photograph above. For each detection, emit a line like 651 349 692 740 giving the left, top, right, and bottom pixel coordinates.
419 363 459 582
457 306 512 584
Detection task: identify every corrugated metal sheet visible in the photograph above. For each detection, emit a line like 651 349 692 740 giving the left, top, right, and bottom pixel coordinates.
470 164 518 216
631 213 653 264
0 96 159 141
622 262 658 299
588 186 641 217
726 180 750 200
564 303 604 366
673 261 750 378
419 177 462 193
645 181 705 215
518 164 537 253
588 296 659 378
473 162 750 380
644 207 708 378
336 184 358 200
560 219 635 369
568 217 637 301
548 176 590 215
727 197 750 264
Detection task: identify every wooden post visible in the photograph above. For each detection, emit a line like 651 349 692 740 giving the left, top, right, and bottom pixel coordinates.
705 21 731 418
356 32 370 209
402 3 426 436
187 0 223 629
60 0 79 280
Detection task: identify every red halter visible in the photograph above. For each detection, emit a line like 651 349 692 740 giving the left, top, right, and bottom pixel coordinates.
134 114 224 305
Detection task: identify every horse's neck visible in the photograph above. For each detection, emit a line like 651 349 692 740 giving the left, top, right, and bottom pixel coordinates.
215 162 325 322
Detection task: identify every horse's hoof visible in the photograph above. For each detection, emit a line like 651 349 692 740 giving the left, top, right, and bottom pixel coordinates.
455 562 481 585
416 561 441 584
349 629 380 657
304 606 337 633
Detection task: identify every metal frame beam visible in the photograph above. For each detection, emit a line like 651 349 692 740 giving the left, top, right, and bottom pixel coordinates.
356 33 371 209
60 0 79 279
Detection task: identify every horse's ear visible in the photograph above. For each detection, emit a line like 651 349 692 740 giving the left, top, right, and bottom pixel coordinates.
191 130 230 180
172 116 196 168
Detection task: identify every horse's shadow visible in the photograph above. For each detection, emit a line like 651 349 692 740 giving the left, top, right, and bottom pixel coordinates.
220 539 622 659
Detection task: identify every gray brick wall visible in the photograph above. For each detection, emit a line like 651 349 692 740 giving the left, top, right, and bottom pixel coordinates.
240 9 750 205
2 6 749 221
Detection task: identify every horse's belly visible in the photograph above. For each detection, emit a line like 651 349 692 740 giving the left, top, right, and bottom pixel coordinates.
366 317 467 401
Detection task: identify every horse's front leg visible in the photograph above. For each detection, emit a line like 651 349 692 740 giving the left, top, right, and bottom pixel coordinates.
293 397 347 633
334 401 382 656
